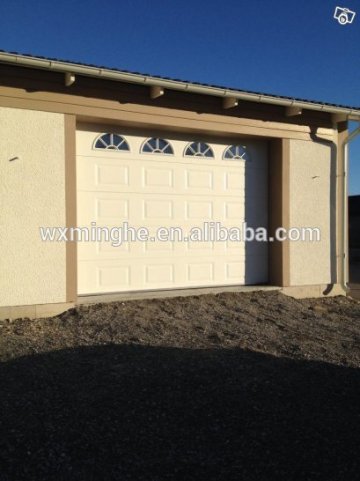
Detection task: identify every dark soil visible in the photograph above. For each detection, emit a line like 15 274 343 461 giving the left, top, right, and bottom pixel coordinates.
0 291 360 480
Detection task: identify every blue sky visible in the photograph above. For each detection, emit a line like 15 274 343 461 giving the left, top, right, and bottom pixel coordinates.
0 0 359 194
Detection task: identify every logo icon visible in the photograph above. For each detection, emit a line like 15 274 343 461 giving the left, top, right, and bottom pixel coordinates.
334 6 356 25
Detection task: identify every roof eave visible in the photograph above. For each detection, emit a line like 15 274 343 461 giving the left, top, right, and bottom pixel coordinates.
0 51 359 120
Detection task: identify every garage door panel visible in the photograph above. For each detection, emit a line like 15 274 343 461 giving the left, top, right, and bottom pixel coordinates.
77 129 268 294
224 201 245 220
79 241 141 261
78 255 258 294
187 262 214 282
98 265 131 290
185 200 213 220
78 156 266 198
143 199 174 220
79 192 265 228
96 198 129 220
185 169 214 190
145 264 175 285
78 192 131 225
143 166 174 188
96 163 130 187
79 239 227 262
78 128 266 155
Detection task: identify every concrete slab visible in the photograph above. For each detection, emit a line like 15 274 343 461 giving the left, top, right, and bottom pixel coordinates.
78 285 281 306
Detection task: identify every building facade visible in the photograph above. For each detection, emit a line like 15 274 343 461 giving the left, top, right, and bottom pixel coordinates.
0 51 358 319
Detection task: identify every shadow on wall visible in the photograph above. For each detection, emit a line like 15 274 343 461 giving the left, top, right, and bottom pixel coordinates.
349 195 360 285
244 142 269 285
0 344 359 481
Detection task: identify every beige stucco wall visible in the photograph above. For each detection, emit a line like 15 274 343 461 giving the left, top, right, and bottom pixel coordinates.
0 107 66 306
288 139 333 286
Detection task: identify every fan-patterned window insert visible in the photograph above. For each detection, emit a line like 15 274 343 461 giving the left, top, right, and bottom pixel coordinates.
184 142 214 158
223 145 250 161
141 138 174 155
94 133 130 151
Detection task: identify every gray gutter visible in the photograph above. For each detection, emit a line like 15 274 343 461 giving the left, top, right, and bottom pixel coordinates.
0 51 360 119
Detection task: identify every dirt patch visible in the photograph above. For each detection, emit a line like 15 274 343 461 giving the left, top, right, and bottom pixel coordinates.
0 291 360 480
1 291 360 366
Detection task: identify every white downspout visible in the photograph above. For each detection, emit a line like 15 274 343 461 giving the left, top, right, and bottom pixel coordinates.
341 123 360 292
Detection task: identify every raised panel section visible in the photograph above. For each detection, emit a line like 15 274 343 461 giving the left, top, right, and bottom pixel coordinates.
143 200 173 220
187 263 214 282
144 167 173 188
96 198 128 220
226 262 244 280
97 266 130 288
186 201 213 220
186 170 213 189
145 264 174 284
225 201 244 220
96 164 129 186
225 171 244 192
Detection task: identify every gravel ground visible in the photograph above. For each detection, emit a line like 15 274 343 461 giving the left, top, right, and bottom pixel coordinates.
0 291 360 480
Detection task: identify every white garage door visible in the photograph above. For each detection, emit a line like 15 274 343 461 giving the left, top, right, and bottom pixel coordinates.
76 127 268 295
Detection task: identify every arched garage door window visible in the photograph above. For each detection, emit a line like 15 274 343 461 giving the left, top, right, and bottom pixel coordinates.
93 133 130 151
184 142 214 158
223 145 250 161
141 138 174 155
